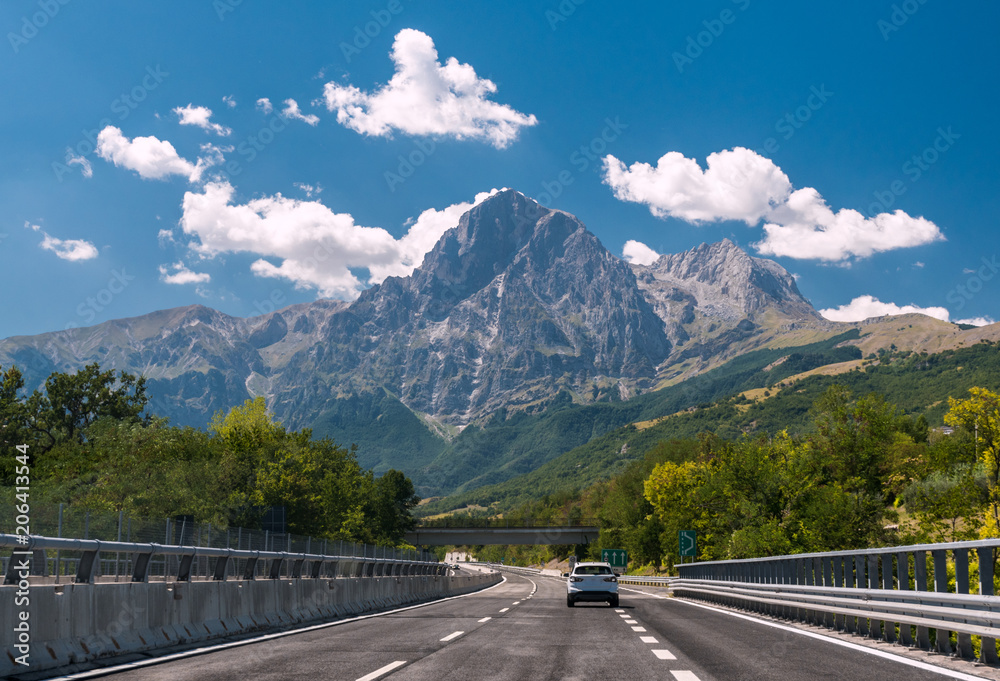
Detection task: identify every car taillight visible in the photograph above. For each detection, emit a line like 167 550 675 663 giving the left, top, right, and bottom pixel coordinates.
570 576 584 582
604 576 617 582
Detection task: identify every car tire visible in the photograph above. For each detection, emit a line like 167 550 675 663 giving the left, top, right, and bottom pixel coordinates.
567 595 575 607
609 596 619 607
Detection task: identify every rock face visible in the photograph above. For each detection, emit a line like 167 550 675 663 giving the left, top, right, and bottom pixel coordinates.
0 191 825 432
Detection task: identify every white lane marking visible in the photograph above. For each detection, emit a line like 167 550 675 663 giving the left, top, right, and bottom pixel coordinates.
512 601 520 605
669 672 700 681
620 587 993 681
640 636 658 644
631 626 646 632
499 607 510 612
44 577 510 681
652 649 677 660
478 617 492 623
615 609 625 613
619 614 631 618
356 661 407 681
624 619 638 624
440 631 464 642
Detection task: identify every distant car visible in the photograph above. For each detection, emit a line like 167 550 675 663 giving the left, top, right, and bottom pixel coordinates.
565 561 619 607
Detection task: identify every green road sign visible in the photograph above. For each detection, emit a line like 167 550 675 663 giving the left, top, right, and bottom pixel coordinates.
679 530 697 557
601 549 628 568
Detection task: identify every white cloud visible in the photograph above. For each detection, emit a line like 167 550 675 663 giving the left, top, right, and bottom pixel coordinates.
602 147 945 261
913 261 925 268
256 98 273 114
819 295 950 323
955 316 996 327
65 148 93 178
173 104 232 136
179 181 497 298
622 239 660 266
26 222 98 261
97 126 203 181
603 148 792 224
159 261 211 285
222 95 237 108
323 29 537 148
281 99 319 126
157 229 175 245
294 182 322 197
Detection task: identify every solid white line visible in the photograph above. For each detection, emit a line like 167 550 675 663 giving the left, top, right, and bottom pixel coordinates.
478 617 492 623
640 636 658 644
631 626 646 632
356 660 407 681
440 631 464 642
670 671 700 681
652 649 677 660
619 587 993 681
46 576 510 681
499 607 509 612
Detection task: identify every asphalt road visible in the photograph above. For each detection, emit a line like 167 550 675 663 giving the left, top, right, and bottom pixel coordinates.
55 572 988 681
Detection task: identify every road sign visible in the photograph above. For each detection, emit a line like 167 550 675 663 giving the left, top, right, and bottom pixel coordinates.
601 549 628 569
679 530 697 557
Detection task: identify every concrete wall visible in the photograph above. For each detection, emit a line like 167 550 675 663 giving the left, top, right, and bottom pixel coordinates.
2 572 500 677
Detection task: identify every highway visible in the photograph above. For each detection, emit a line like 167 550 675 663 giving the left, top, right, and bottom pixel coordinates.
51 571 988 681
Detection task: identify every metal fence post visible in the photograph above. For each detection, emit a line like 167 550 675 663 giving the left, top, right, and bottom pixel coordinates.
932 549 952 655
978 547 999 664
896 551 913 646
855 555 869 636
880 553 896 643
914 551 930 649
954 549 973 658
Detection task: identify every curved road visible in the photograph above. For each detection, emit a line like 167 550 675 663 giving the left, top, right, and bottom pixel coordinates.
56 571 988 680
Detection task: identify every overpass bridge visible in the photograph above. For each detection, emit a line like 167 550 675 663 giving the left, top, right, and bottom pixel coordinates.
404 518 600 546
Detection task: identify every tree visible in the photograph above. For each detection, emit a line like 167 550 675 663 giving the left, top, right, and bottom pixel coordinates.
26 363 148 453
945 387 1000 536
365 469 420 543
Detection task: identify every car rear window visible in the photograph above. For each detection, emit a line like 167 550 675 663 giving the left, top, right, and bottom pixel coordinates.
574 566 613 575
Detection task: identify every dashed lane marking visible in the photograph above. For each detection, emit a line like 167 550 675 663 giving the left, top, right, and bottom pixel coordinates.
499 607 509 612
652 649 677 660
640 636 658 644
624 619 638 624
440 631 464 642
669 672 701 681
356 661 407 681
631 626 646 632
478 617 492 623
615 609 625 613
619 614 631 618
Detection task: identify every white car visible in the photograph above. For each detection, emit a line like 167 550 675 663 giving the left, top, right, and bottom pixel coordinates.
565 561 619 607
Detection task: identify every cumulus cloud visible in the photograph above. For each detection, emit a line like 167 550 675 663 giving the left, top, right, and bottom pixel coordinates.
179 181 498 298
159 261 211 285
622 239 660 266
64 148 93 178
27 222 98 261
281 99 319 126
818 295 962 324
256 98 273 114
96 127 222 182
323 29 537 148
955 317 996 327
294 182 322 197
222 95 237 108
173 104 232 136
602 147 944 261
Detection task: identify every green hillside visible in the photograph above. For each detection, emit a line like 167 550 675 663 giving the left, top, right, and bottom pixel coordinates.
419 339 1000 515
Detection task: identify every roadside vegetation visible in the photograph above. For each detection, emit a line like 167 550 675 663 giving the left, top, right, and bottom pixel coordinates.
0 363 419 545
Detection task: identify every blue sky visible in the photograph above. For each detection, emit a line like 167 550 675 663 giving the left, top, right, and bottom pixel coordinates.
2 0 997 340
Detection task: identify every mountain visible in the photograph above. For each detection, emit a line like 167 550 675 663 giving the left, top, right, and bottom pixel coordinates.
4 189 991 494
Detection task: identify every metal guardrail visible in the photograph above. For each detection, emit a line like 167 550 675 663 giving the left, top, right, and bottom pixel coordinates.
618 576 674 587
415 518 600 529
1 534 446 584
675 538 1000 664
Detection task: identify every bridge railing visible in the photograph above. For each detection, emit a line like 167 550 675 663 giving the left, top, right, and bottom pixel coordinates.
0 534 445 585
674 538 1000 664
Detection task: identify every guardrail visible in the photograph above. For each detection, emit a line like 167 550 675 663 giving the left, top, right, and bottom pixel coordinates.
675 538 1000 664
415 518 600 529
1 533 446 584
618 576 674 587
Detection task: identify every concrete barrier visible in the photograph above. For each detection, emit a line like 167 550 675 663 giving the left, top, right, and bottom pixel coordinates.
1 572 500 677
